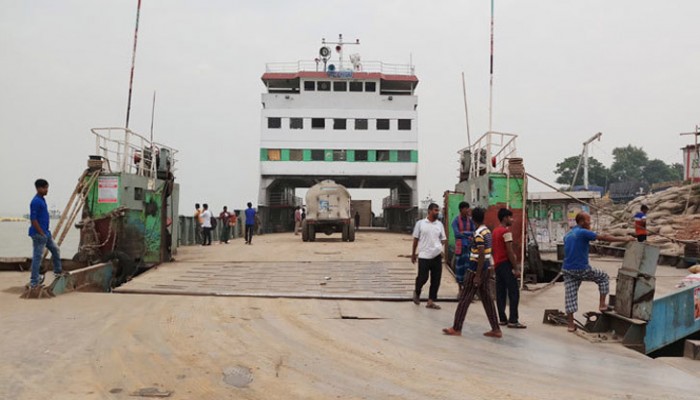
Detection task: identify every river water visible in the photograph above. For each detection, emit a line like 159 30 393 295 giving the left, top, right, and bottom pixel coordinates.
0 221 79 258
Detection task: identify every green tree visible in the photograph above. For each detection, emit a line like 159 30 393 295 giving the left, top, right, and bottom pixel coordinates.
610 145 648 182
554 155 609 188
643 160 683 184
671 163 684 180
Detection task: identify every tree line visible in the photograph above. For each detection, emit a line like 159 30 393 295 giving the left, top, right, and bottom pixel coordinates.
554 145 683 189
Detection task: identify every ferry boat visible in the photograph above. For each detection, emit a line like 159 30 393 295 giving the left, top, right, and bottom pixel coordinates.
257 35 419 232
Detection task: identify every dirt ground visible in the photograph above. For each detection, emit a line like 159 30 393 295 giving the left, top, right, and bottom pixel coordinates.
1 231 699 400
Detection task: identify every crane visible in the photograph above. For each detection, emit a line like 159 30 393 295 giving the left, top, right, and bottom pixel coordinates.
570 132 603 190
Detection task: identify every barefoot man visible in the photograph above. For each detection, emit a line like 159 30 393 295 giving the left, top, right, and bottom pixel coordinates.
563 212 634 332
443 207 502 338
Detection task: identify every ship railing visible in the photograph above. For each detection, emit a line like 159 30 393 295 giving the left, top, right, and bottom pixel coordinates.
91 127 179 178
458 131 518 179
265 60 415 76
382 193 412 209
267 192 300 207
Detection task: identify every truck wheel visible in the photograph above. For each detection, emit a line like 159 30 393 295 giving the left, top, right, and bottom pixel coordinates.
309 225 316 242
348 220 356 242
301 221 309 242
342 224 349 241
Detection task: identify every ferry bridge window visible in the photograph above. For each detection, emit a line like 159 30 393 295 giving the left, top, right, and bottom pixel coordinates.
333 81 347 92
354 119 368 130
333 150 347 161
376 150 390 162
398 150 411 162
304 81 315 91
355 150 368 161
290 118 303 129
349 81 363 92
317 81 331 91
267 117 281 129
365 82 376 92
289 149 303 161
376 119 390 130
333 119 347 130
267 149 281 161
311 149 325 161
311 118 325 129
398 119 412 130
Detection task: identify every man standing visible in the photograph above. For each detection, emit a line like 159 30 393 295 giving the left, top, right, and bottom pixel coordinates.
194 203 203 244
562 212 633 332
443 207 502 338
200 204 212 246
634 205 649 242
219 206 231 244
28 179 67 288
451 201 475 289
354 211 361 230
411 203 447 310
245 202 256 245
492 208 526 329
294 206 302 235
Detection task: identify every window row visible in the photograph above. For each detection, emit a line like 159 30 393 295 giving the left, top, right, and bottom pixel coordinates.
304 80 376 93
267 117 412 131
260 149 418 163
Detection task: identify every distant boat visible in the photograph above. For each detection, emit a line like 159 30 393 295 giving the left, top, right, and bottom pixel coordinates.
0 217 28 223
22 205 61 220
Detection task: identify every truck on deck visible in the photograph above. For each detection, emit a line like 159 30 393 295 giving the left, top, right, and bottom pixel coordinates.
302 180 355 242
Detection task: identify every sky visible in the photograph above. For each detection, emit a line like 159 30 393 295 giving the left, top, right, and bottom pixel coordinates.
1 0 698 217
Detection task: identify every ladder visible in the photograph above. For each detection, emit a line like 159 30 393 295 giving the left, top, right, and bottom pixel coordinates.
42 169 101 261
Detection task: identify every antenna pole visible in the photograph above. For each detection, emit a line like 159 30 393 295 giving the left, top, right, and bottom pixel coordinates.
488 0 495 132
461 72 472 148
149 91 156 144
125 0 142 129
322 34 360 71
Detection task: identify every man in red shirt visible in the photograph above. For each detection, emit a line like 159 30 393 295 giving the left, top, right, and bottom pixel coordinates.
492 208 526 329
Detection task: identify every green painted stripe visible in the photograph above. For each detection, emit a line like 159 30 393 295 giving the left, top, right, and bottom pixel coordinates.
260 149 418 162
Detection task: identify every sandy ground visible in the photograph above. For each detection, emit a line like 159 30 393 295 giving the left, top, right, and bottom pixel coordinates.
1 231 699 400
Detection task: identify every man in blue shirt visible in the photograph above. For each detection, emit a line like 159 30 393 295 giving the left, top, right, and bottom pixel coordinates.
451 201 475 289
244 202 256 245
28 179 67 287
562 212 633 332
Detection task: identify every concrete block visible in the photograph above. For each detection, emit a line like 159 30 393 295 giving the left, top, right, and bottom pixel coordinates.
621 242 660 277
683 340 700 360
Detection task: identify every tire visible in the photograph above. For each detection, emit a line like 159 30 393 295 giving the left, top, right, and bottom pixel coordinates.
348 220 356 242
301 220 309 242
309 224 316 242
342 224 349 241
103 251 135 287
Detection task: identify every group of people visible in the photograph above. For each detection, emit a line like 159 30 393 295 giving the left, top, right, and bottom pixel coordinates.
194 202 258 245
412 202 638 338
23 177 649 328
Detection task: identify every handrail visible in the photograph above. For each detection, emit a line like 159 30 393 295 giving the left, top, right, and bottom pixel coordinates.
90 127 178 178
265 60 415 76
458 131 518 179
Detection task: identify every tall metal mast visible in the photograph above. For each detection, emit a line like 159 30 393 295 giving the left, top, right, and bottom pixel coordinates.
125 0 142 129
488 0 495 132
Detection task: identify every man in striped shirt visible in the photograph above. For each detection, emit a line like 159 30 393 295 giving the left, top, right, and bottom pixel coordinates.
633 205 649 242
443 207 502 338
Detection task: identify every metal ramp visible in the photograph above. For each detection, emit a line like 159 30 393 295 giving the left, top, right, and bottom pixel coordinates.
114 260 459 301
587 243 700 354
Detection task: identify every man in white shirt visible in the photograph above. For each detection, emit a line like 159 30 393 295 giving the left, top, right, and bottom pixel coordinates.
411 203 447 309
200 203 213 246
294 206 302 235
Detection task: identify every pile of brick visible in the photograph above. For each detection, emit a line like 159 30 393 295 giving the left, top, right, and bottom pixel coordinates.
600 183 700 256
